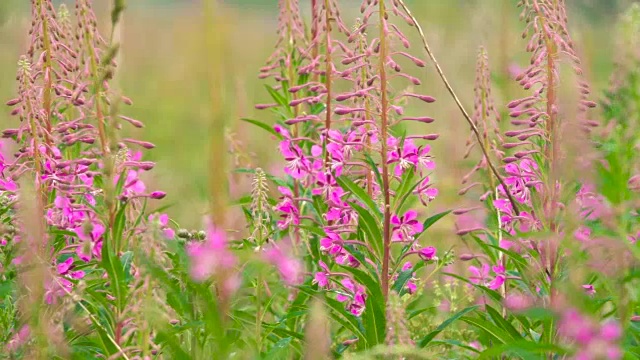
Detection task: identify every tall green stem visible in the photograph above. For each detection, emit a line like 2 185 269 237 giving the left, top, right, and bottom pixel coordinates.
378 0 392 303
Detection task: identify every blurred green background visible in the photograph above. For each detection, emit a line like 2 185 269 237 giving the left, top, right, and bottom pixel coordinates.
0 0 633 229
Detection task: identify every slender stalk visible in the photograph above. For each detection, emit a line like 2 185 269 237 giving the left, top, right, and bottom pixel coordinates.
84 24 110 156
378 0 392 302
47 265 131 360
358 24 374 197
37 0 53 148
23 75 47 239
323 0 332 169
539 10 559 357
311 0 319 84
205 0 228 228
255 274 263 354
397 0 520 215
286 0 302 248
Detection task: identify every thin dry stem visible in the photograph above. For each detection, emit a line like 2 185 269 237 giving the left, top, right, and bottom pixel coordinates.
397 0 520 215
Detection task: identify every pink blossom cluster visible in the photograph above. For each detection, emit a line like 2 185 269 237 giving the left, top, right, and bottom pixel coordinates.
258 0 441 315
558 309 622 360
1 0 166 305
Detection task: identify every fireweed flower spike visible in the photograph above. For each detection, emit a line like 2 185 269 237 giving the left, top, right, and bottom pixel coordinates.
3 0 163 316
495 0 597 291
506 0 594 218
394 0 520 215
251 0 442 318
186 218 240 299
260 0 306 82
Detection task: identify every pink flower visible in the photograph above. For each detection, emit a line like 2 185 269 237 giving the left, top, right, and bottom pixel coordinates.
336 278 367 317
263 245 303 286
313 261 331 288
600 321 622 342
116 170 146 198
388 137 418 176
468 264 505 290
279 141 310 179
186 219 239 298
418 246 437 261
0 178 18 192
503 294 532 311
320 231 343 255
559 309 596 345
391 210 423 242
57 257 74 274
312 171 343 205
6 325 30 352
416 177 438 205
275 186 300 230
149 213 175 239
582 284 595 296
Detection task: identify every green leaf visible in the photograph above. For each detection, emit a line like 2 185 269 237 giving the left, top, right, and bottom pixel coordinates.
391 262 425 295
101 236 126 312
336 176 381 218
407 306 436 320
429 339 481 353
350 202 383 260
265 85 289 107
393 170 423 212
112 203 127 253
154 329 192 359
416 210 452 239
443 272 503 302
485 305 524 340
120 251 134 283
477 340 568 359
343 267 385 347
418 305 479 347
297 287 367 346
461 316 513 344
363 153 383 187
264 337 293 360
240 118 281 139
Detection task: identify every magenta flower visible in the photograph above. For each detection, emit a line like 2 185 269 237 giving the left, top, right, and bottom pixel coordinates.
313 261 331 288
312 171 342 204
57 257 74 274
391 210 423 242
400 262 418 294
503 294 532 311
388 137 418 176
558 309 622 360
44 277 73 305
326 142 347 176
148 213 175 239
468 264 505 290
336 251 360 268
336 278 367 317
116 170 147 198
418 246 437 261
279 141 310 179
416 144 435 173
275 186 300 229
501 159 540 205
263 245 303 286
320 231 343 255
6 325 30 353
57 257 85 281
0 178 18 192
582 284 596 296
416 177 438 205
186 220 239 298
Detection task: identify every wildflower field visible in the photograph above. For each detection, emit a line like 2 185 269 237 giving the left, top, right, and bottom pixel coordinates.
1 0 640 358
